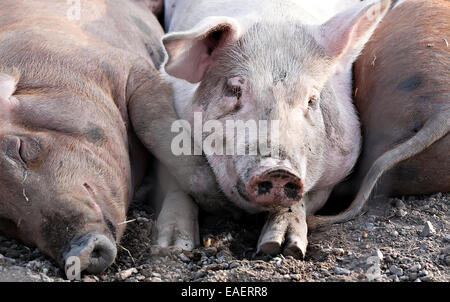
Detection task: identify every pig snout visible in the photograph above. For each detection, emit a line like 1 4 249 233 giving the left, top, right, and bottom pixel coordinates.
246 167 304 208
63 233 117 275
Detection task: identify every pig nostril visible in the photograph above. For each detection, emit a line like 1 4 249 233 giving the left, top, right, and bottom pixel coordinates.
258 181 273 195
284 182 300 199
91 248 101 259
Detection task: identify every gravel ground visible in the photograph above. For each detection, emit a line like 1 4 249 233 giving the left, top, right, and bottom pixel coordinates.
0 188 449 282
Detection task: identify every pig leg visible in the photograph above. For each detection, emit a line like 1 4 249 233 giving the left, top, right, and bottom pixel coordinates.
257 200 308 259
258 203 307 259
156 177 200 251
258 189 332 258
308 110 450 230
127 63 225 211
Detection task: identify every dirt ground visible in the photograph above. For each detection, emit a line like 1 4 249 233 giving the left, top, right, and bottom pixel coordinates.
0 186 449 282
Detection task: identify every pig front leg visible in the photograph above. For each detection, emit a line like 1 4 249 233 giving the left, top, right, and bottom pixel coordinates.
128 63 228 213
156 178 200 251
257 189 332 258
257 201 308 259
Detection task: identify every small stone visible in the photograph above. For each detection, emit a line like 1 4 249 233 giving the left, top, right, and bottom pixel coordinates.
193 270 206 279
397 209 407 217
409 273 418 280
444 235 450 243
204 247 218 257
179 253 191 263
389 265 404 276
151 277 162 282
375 249 384 261
421 275 432 282
290 274 301 280
136 275 146 281
409 263 421 272
363 233 369 239
393 199 405 208
388 274 400 282
118 268 137 280
334 267 351 275
414 278 422 282
366 223 375 231
419 269 429 277
420 221 436 237
229 262 240 269
333 248 345 256
151 272 161 278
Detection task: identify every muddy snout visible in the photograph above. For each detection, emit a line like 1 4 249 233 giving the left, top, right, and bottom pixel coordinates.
63 233 117 276
246 167 304 208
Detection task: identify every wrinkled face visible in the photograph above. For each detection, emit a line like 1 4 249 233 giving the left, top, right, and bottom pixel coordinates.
185 24 335 213
0 86 130 274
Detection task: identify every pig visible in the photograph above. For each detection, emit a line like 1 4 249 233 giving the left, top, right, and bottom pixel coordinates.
133 0 394 258
308 0 450 229
0 0 174 276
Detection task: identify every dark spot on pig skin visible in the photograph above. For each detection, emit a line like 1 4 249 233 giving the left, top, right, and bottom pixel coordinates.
41 211 84 261
397 74 422 92
84 124 107 145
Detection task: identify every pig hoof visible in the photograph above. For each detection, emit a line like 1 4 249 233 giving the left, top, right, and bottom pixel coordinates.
156 227 197 251
259 241 282 256
257 211 307 259
283 236 306 259
156 214 199 251
258 234 306 259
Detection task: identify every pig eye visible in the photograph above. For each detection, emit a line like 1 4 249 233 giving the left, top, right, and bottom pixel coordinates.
2 135 26 166
225 83 242 100
308 95 319 108
15 136 42 165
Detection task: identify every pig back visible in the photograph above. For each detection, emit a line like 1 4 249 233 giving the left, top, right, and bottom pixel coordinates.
353 0 450 196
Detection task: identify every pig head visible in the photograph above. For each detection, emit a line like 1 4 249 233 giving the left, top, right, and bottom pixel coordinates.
147 0 393 257
0 0 168 276
0 71 130 274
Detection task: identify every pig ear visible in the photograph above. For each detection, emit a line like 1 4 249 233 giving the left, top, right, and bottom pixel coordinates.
317 0 391 67
162 17 242 83
0 72 19 101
